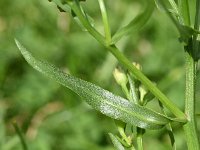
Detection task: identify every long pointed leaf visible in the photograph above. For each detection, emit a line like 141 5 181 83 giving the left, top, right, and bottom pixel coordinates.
111 1 154 44
15 40 172 130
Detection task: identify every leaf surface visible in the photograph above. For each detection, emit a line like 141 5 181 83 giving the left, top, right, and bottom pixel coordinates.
111 1 154 43
15 40 172 130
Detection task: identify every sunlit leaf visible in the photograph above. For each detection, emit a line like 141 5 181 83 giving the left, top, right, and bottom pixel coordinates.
15 40 172 130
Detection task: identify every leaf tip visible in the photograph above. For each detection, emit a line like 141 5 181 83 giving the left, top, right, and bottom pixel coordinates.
15 39 32 63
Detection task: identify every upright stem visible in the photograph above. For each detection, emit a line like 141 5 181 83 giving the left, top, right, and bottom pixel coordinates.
69 1 106 45
183 52 199 150
136 128 144 150
69 0 186 119
107 46 186 119
182 0 200 149
98 0 111 45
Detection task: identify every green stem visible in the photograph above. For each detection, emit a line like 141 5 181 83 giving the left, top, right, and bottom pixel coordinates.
182 0 200 149
107 45 186 119
183 52 199 150
193 0 200 59
69 1 106 45
70 0 186 120
194 0 200 30
98 0 111 45
115 120 131 146
136 128 144 150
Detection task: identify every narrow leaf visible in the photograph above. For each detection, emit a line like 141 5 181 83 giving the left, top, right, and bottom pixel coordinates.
128 75 139 104
109 133 125 150
15 40 172 130
112 1 154 43
158 101 176 150
52 0 71 12
12 122 28 150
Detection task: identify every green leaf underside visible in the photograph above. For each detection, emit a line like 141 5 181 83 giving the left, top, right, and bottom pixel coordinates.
108 133 125 150
15 40 171 130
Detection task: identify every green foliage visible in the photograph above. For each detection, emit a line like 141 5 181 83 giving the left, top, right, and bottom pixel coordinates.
0 0 200 149
15 39 172 130
108 133 125 150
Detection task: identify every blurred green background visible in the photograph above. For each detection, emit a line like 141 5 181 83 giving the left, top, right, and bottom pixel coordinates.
0 0 199 150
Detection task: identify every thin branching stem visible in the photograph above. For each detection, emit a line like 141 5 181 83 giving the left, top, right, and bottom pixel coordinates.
69 0 186 120
107 45 186 119
98 0 111 45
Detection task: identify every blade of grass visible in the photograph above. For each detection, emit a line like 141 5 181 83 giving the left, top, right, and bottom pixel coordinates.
12 122 28 150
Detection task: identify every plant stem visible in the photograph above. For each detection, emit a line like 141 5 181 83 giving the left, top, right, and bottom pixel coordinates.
181 0 200 149
98 0 111 45
193 0 200 59
137 128 144 150
183 52 199 150
69 1 106 45
194 0 200 30
70 0 186 120
107 45 186 119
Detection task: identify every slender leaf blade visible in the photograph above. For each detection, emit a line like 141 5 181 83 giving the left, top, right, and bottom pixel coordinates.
52 0 71 12
12 122 28 150
112 1 154 44
15 40 172 130
108 133 125 150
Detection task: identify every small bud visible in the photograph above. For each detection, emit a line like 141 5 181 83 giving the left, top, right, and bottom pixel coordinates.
113 68 128 86
132 62 142 70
